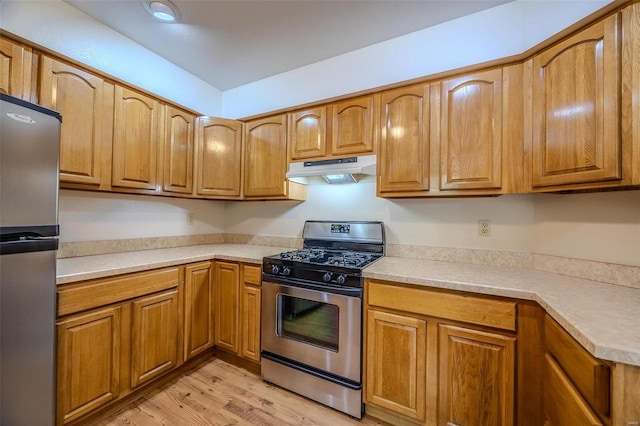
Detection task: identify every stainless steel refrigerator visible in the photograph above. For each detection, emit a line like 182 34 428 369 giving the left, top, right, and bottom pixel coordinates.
0 93 61 425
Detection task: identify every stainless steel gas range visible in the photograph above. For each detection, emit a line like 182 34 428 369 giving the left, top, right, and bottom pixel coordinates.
261 220 384 419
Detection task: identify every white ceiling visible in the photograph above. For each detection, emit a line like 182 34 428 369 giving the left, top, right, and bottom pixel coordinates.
63 0 510 91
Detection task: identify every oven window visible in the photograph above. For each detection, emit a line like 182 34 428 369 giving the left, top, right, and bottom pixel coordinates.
277 294 339 352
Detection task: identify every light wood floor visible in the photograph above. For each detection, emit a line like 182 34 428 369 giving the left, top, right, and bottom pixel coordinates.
99 358 391 426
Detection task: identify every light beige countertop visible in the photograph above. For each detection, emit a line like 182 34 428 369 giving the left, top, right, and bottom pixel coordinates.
364 257 640 367
57 244 640 367
56 244 288 284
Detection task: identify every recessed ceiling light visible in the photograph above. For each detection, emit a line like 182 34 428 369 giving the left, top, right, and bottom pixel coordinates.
143 0 180 22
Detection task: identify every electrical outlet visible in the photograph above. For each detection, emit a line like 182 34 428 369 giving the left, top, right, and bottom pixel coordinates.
187 212 194 225
478 219 491 237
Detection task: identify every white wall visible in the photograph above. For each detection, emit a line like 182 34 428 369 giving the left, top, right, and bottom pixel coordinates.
0 0 222 116
58 190 225 243
225 183 535 253
222 0 611 118
225 184 640 267
533 191 640 267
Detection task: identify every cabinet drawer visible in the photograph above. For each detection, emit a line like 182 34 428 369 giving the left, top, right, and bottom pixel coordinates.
367 280 516 331
58 267 181 317
243 264 262 286
544 316 610 417
544 353 603 426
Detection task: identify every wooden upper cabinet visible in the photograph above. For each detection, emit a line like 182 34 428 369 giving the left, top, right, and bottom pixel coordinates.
438 324 515 426
195 117 243 199
288 107 327 161
378 84 431 197
40 57 112 187
112 86 162 191
331 95 377 156
244 115 289 198
531 12 622 188
0 37 33 100
162 106 194 195
439 68 503 191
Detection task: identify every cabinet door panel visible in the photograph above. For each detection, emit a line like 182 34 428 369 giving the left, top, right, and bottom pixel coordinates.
332 95 375 156
244 115 287 197
378 84 430 195
241 284 261 362
40 57 109 186
163 106 194 194
196 117 243 198
532 14 621 187
289 107 327 160
130 289 179 388
366 309 426 421
544 354 603 426
214 261 240 353
184 262 215 360
57 306 121 425
438 324 515 426
112 86 161 190
0 37 32 100
441 69 502 190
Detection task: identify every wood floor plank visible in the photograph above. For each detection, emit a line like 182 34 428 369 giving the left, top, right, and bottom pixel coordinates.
99 359 390 426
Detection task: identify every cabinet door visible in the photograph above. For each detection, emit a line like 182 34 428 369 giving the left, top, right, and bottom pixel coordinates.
438 324 515 426
244 115 288 198
112 86 162 190
440 69 502 190
195 117 243 198
57 306 121 425
378 84 430 196
40 57 111 186
532 13 621 188
163 106 194 194
288 107 327 160
0 37 32 100
331 95 376 156
241 283 261 362
130 289 180 388
544 354 603 426
365 309 426 421
184 261 215 361
214 261 240 353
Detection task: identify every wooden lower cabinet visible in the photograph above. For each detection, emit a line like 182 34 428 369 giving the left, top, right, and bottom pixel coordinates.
544 354 603 426
214 261 263 364
438 325 515 426
214 261 241 353
56 306 122 425
130 289 180 388
56 267 182 425
241 279 261 362
184 261 215 360
364 279 517 426
366 310 427 421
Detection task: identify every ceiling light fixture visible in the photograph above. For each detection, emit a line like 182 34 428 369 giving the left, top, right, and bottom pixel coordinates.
143 0 180 22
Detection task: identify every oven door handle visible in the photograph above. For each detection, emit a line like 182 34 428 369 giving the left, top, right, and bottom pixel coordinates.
262 275 363 298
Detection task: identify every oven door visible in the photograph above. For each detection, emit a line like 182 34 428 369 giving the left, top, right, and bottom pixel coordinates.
261 280 362 382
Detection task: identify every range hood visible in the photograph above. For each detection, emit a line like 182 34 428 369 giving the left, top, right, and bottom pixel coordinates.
286 155 377 184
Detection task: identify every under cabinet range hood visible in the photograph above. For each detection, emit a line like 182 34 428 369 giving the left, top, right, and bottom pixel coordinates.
286 155 376 184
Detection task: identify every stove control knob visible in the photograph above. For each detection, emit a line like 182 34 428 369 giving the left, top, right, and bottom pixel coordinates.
336 274 347 285
323 272 333 283
271 265 280 275
282 266 291 276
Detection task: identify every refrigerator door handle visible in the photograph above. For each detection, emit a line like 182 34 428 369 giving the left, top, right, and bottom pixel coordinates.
0 238 59 255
